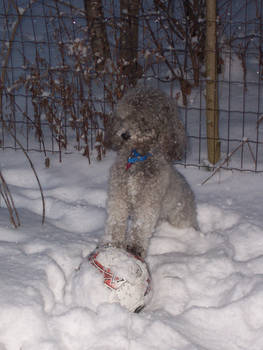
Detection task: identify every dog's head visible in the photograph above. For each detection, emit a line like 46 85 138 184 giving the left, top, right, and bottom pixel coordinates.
104 87 186 161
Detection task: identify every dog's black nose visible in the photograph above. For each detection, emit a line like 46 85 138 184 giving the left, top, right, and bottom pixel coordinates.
121 132 131 141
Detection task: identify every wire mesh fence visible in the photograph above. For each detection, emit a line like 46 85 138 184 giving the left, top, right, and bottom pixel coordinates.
0 0 263 171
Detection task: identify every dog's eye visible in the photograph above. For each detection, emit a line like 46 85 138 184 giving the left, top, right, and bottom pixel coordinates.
121 132 131 141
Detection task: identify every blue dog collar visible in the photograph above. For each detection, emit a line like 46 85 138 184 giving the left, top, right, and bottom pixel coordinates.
126 149 152 170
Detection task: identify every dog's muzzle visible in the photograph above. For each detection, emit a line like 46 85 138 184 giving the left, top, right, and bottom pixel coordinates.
121 131 131 141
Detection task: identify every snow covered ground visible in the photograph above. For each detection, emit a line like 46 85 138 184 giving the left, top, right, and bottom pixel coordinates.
0 148 263 350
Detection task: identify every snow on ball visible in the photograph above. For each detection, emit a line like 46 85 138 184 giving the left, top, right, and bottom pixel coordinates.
87 247 151 312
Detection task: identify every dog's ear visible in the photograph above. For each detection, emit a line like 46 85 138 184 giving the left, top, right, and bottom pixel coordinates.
169 118 187 161
103 113 122 150
103 114 114 149
158 104 187 162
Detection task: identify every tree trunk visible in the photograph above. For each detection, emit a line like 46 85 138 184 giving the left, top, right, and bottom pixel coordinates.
205 0 220 164
84 0 111 71
119 0 142 86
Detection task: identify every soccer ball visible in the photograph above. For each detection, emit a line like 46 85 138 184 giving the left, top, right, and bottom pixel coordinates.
88 246 151 312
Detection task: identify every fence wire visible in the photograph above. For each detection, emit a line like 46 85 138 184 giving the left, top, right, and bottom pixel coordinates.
0 0 263 172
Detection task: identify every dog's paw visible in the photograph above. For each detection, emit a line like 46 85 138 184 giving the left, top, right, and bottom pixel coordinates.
126 245 145 260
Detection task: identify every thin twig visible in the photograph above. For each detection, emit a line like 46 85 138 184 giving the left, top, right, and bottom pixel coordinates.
257 115 263 130
246 141 256 166
0 171 20 228
1 120 46 225
201 138 254 185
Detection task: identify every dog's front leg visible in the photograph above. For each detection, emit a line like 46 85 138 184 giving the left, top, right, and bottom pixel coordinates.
126 203 161 259
103 196 128 249
101 166 129 249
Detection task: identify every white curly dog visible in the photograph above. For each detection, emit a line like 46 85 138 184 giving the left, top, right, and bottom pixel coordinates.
101 86 198 259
